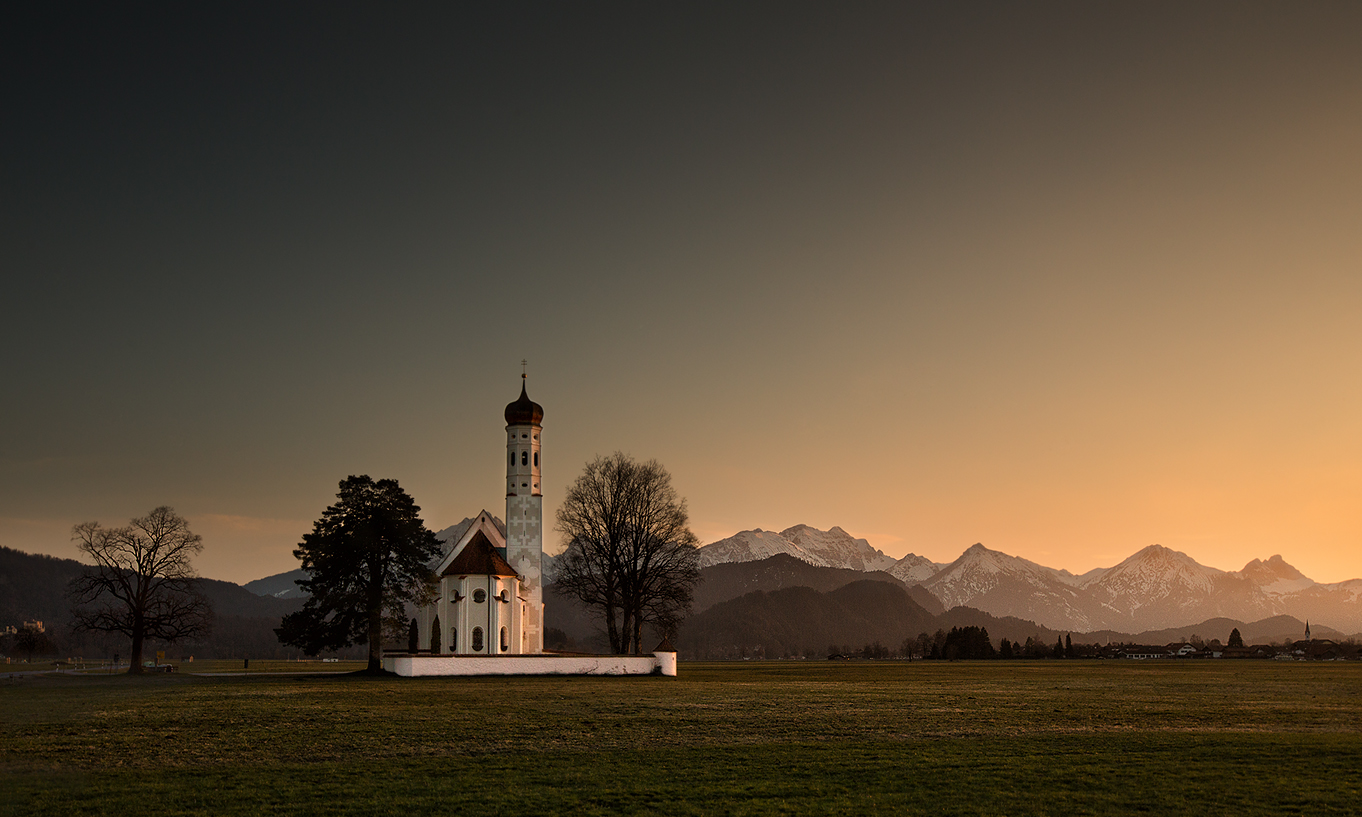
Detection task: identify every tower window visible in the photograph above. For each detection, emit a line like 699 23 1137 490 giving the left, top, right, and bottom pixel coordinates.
473 589 486 604
533 452 539 467
472 627 484 652
500 627 508 651
521 433 528 439
522 451 529 466
509 452 514 466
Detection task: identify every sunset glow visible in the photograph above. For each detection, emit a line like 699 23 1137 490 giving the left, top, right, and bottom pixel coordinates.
4 4 1361 585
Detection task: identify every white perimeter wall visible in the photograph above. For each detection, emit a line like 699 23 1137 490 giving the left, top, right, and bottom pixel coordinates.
383 653 676 677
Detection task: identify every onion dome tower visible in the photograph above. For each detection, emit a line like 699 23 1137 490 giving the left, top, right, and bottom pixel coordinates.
504 369 544 653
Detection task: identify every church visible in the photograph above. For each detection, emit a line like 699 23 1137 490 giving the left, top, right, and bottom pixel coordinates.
387 376 675 676
411 375 546 656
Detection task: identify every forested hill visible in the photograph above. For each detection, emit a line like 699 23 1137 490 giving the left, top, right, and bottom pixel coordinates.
681 580 938 659
693 553 944 615
0 545 322 660
0 546 87 625
673 580 1066 660
0 545 302 625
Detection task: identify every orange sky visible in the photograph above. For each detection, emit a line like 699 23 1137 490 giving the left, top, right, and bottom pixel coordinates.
4 5 1361 585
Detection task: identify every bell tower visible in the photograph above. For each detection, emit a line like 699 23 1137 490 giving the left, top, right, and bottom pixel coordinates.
504 370 544 653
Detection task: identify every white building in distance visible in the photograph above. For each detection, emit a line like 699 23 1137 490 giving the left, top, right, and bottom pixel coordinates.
391 376 674 677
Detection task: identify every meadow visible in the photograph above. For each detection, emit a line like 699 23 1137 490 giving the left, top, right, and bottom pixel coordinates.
2 660 1359 815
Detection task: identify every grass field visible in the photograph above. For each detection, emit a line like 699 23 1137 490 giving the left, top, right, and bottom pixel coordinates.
2 661 1360 815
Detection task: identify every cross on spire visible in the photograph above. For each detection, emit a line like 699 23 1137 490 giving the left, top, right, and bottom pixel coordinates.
521 359 528 379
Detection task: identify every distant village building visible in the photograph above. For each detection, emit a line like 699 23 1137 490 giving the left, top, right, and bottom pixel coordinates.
1118 646 1168 660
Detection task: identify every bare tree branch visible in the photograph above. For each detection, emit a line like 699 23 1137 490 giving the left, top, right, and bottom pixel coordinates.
555 453 699 654
67 506 213 674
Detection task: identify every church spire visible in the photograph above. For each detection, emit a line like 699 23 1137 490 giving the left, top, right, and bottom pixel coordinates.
504 372 545 653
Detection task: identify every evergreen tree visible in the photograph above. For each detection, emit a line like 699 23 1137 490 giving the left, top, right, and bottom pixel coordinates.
1000 638 1014 659
276 475 442 672
1228 627 1244 648
1053 636 1064 658
942 626 996 659
1065 633 1073 658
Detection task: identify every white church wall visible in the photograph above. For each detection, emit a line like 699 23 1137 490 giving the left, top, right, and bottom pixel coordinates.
383 652 677 677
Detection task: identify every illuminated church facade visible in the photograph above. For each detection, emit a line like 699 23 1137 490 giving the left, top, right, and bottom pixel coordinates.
411 377 545 655
389 376 674 676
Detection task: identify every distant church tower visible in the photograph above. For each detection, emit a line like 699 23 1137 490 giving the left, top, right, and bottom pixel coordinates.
504 373 545 654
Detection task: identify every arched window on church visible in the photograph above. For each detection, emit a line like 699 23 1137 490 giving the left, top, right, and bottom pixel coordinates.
472 626 484 652
521 451 529 466
452 628 457 653
500 626 508 651
430 616 441 654
534 452 539 467
509 451 514 466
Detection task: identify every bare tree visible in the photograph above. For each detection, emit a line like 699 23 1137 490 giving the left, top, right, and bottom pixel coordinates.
69 506 213 673
555 453 700 654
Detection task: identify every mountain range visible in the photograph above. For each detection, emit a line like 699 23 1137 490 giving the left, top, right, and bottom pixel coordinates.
697 529 1362 635
697 525 899 572
240 520 1362 636
5 541 1351 663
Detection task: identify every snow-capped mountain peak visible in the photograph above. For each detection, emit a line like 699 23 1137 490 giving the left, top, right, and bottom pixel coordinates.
919 543 1117 631
778 524 897 572
1084 544 1279 630
1240 554 1316 597
1089 544 1224 594
887 552 943 584
696 528 820 569
697 524 896 572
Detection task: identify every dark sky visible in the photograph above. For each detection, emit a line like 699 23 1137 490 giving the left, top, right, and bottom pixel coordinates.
5 3 1362 583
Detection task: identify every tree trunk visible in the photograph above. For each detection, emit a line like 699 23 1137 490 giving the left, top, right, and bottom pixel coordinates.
128 626 145 675
620 607 635 654
367 605 383 672
605 602 621 653
365 555 385 672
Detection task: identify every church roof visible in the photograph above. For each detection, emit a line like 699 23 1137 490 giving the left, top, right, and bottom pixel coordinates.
443 529 519 578
504 379 544 427
433 511 506 563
